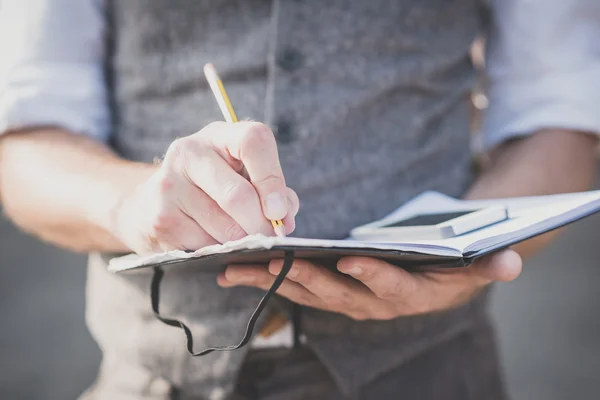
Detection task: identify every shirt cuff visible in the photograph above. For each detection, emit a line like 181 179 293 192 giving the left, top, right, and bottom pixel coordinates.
482 65 600 151
0 62 110 142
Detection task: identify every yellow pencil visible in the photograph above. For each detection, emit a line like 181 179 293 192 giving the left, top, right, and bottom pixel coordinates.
203 63 286 237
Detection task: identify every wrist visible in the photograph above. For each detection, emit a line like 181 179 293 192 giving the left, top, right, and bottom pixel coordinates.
466 129 598 201
89 159 158 253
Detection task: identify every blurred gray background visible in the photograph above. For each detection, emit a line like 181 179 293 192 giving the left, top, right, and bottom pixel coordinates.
1 174 599 400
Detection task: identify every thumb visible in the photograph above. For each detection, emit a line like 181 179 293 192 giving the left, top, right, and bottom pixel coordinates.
469 249 523 283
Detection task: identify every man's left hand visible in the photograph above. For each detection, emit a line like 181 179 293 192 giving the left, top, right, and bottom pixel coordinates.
217 249 522 320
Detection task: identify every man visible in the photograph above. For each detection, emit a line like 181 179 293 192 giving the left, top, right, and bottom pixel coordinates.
0 0 599 399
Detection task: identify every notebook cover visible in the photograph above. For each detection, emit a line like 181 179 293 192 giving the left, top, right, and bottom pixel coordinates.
118 245 467 275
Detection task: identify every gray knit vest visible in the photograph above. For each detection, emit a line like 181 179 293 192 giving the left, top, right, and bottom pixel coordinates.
85 0 491 398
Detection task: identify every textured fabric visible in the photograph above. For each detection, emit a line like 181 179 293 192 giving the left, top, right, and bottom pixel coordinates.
482 0 600 150
82 315 506 400
231 318 507 400
3 0 600 145
85 253 272 400
0 0 110 141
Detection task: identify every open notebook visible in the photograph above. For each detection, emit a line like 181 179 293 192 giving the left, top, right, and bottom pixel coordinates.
106 189 600 356
109 189 600 273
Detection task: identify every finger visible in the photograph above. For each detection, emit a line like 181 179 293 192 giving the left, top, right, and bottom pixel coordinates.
217 265 327 309
209 121 288 220
268 259 377 314
172 214 219 251
148 210 218 252
338 257 478 316
285 187 300 216
180 144 274 236
282 188 299 235
468 249 522 283
176 182 248 244
337 257 420 301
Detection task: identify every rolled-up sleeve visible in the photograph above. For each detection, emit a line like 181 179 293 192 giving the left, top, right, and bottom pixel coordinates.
482 0 600 150
0 0 109 142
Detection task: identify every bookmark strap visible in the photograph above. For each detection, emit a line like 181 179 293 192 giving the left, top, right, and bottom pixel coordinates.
150 250 296 356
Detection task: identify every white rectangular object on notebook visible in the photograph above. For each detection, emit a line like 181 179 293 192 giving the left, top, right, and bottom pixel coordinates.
349 206 509 242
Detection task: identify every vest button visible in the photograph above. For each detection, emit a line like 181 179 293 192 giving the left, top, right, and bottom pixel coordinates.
276 46 303 71
274 119 295 144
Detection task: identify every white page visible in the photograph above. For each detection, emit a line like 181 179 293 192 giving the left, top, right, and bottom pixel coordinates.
375 190 599 225
108 235 462 272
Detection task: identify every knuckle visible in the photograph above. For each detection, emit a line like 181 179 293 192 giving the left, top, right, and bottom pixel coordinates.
149 211 177 236
241 123 275 151
202 121 226 133
221 181 255 210
325 290 352 309
155 172 175 195
253 173 283 188
166 136 211 170
375 279 407 301
295 293 316 307
302 296 319 308
377 288 400 301
223 223 247 242
164 138 192 170
295 268 312 285
166 137 188 159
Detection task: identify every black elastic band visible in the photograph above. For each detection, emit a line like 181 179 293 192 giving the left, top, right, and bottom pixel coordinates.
150 250 295 356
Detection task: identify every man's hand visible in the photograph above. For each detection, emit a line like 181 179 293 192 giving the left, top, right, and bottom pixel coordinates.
216 129 596 320
112 121 299 254
217 249 521 320
0 122 298 254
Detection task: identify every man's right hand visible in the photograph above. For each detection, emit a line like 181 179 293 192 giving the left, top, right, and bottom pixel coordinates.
112 121 299 254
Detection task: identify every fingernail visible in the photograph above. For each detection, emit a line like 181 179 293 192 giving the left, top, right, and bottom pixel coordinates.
265 192 287 220
343 266 363 276
287 267 299 279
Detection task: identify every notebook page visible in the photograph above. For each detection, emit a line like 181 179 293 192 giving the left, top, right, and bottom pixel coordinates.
108 190 600 272
108 235 461 272
377 190 599 225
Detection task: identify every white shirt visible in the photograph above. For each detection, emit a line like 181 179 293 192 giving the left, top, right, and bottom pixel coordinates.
1 0 600 149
